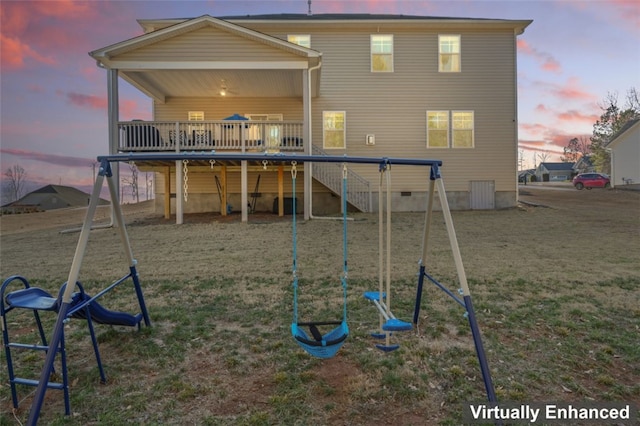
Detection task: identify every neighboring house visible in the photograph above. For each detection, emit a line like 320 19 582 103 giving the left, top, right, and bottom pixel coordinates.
572 155 595 174
535 162 575 182
518 169 536 183
1 185 108 214
606 118 640 188
89 13 532 222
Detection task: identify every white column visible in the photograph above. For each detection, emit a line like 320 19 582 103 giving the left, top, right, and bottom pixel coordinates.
241 124 248 222
175 160 183 224
303 68 311 220
107 69 120 223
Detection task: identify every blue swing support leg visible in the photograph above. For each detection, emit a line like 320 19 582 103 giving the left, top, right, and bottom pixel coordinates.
27 160 151 425
413 164 498 405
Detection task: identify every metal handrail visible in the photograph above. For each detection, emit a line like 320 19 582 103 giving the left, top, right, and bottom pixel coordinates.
311 145 372 212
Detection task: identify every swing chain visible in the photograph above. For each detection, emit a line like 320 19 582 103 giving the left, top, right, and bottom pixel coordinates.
209 159 215 169
262 159 268 170
183 159 189 202
291 161 297 178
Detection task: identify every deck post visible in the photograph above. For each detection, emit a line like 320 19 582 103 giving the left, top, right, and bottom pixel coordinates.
164 166 171 219
278 165 284 216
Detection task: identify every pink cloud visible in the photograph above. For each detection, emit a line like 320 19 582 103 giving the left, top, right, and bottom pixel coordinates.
557 110 600 125
520 122 548 137
120 100 151 121
565 0 639 35
0 1 125 72
27 83 46 94
0 148 94 168
535 104 549 113
517 39 561 73
0 34 57 70
65 92 108 110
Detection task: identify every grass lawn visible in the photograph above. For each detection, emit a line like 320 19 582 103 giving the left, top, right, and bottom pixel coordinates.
1 186 638 425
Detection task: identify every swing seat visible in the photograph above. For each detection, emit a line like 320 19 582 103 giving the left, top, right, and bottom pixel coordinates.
292 321 349 359
382 318 412 332
363 291 385 301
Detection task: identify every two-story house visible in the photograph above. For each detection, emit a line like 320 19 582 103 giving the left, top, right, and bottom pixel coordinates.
90 13 532 222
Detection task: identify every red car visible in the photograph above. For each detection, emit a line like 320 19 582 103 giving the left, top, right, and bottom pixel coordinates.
572 173 610 190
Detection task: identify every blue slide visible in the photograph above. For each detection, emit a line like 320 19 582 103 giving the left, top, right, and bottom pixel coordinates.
69 292 142 327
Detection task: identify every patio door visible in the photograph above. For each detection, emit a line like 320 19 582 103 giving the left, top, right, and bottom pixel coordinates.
247 114 283 152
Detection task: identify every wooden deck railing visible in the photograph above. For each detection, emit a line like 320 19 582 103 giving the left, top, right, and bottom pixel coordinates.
118 121 304 153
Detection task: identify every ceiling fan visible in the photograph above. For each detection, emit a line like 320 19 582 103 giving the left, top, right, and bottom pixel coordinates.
218 79 237 97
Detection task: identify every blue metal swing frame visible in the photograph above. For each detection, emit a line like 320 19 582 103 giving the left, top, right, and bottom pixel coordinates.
19 151 497 424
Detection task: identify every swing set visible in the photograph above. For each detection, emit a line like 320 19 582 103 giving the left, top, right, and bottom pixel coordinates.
5 151 497 424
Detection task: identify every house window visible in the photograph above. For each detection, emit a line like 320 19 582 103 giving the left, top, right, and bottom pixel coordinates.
426 111 449 148
288 35 311 48
439 35 461 72
427 110 475 148
452 111 474 148
323 111 346 149
371 35 393 72
188 111 204 121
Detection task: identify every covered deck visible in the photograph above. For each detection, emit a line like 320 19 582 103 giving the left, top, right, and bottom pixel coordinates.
118 120 305 153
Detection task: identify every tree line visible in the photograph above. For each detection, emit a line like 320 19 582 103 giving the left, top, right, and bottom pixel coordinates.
563 87 639 173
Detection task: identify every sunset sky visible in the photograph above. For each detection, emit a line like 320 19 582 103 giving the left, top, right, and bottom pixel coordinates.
1 0 639 198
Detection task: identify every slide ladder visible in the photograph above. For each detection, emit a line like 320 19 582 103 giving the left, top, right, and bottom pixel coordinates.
1 275 143 417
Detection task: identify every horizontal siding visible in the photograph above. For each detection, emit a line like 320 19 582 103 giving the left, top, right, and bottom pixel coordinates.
305 28 518 192
117 27 300 62
156 169 331 195
154 97 304 122
148 24 520 197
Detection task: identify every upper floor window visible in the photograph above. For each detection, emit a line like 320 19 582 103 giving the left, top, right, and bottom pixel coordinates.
288 35 311 48
452 111 474 148
371 35 393 72
323 111 346 149
439 35 461 72
426 111 449 148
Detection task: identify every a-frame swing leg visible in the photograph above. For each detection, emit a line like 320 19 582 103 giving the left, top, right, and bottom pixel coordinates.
27 159 150 425
413 164 498 405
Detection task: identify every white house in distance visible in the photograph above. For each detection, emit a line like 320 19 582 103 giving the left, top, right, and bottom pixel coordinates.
606 118 640 188
89 13 532 222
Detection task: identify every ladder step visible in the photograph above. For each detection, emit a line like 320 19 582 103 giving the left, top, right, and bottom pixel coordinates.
8 342 52 351
12 378 65 390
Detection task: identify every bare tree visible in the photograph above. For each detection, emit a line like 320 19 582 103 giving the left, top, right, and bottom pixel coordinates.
3 164 28 203
537 151 550 164
591 88 640 173
121 163 140 203
561 136 590 163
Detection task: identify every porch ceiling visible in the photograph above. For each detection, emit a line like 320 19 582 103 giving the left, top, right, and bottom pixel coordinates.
123 68 306 99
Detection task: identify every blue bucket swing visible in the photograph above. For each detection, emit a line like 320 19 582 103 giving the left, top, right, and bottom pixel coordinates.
290 161 349 359
364 161 412 352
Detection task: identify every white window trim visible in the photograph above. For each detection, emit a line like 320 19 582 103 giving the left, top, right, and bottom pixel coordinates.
438 34 461 73
371 34 394 73
323 111 346 150
452 110 475 148
426 110 475 149
426 110 449 149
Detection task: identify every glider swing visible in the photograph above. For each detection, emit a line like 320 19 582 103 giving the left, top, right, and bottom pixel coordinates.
364 160 413 351
290 161 349 359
